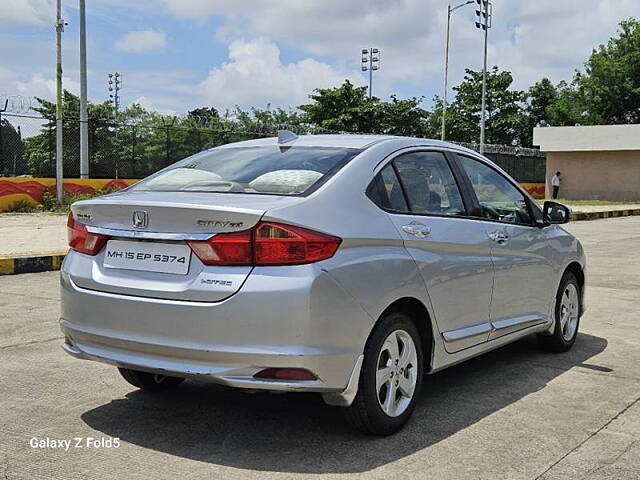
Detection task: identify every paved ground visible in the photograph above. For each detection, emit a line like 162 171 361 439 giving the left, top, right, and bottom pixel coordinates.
1 216 639 480
0 213 68 257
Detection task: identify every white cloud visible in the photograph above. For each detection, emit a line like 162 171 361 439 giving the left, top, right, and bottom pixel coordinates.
160 0 640 101
199 39 364 110
115 30 167 53
4 0 54 26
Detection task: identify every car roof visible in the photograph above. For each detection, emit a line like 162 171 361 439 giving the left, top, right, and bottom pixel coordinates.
213 133 480 155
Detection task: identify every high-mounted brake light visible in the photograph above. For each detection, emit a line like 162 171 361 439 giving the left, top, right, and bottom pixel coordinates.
187 222 341 266
67 213 109 255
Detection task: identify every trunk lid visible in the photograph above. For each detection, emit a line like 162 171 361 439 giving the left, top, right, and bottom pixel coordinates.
73 190 302 234
67 191 304 302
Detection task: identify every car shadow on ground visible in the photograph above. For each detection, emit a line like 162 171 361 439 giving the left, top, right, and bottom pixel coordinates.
81 333 607 474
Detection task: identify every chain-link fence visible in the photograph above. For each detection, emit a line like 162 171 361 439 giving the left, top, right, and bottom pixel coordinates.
0 113 546 182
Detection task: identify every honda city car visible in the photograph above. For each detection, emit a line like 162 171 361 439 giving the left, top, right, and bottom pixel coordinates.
60 133 585 435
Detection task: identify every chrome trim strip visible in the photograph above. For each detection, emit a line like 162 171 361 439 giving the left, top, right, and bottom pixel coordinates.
85 226 214 241
442 322 492 353
488 315 546 341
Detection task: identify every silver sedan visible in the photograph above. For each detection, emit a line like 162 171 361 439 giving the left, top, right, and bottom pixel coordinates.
60 133 585 435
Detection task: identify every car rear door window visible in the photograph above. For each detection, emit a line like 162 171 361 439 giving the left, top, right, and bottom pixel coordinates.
393 152 465 216
367 164 409 212
457 155 532 225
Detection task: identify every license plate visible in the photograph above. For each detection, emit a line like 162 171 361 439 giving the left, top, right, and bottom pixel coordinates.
103 240 191 275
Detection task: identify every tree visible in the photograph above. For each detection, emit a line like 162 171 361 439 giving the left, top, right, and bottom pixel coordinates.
518 78 558 146
298 80 431 136
24 91 116 177
541 18 640 127
377 95 430 136
0 118 24 175
298 80 380 133
444 67 526 145
579 18 640 124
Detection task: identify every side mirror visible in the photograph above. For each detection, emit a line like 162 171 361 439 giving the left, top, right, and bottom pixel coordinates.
543 201 571 224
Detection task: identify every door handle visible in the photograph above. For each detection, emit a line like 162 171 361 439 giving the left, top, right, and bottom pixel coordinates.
488 230 509 244
402 223 431 238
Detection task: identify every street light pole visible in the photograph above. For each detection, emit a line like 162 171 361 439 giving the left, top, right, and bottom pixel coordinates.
442 1 474 141
79 0 89 179
55 0 64 205
475 0 492 154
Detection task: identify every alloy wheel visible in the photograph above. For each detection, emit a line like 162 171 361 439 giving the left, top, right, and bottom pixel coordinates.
375 329 418 417
560 283 579 341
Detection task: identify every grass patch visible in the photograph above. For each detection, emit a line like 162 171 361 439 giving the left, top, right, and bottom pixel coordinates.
41 188 121 213
6 200 40 213
4 188 122 215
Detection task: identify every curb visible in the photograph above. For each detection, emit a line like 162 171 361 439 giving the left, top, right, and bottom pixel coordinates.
571 208 640 221
1 208 640 276
0 253 66 276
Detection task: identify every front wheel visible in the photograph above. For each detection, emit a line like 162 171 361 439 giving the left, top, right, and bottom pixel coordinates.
538 271 581 352
118 368 185 392
344 312 423 436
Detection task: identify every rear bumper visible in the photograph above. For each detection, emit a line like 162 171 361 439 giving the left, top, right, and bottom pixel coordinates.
59 263 373 400
61 334 351 393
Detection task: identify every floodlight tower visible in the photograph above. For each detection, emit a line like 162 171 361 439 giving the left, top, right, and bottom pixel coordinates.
108 72 122 113
361 48 380 99
475 0 492 153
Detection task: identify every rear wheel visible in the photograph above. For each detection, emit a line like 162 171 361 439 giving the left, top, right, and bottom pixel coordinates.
538 271 581 352
118 368 185 392
344 311 423 436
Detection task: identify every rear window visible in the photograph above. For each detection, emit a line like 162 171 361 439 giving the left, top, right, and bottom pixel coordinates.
130 146 361 195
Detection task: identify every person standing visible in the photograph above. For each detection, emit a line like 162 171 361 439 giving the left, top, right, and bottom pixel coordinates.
551 171 561 199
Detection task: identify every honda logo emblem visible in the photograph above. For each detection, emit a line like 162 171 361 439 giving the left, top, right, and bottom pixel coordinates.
132 210 149 229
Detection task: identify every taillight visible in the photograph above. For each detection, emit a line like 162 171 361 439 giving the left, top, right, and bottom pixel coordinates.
187 222 341 266
67 212 108 255
187 230 252 266
254 222 341 265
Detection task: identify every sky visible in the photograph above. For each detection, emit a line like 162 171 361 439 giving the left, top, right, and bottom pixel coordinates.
1 0 639 117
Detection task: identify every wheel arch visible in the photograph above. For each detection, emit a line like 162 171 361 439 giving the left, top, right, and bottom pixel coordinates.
379 297 435 371
564 261 585 313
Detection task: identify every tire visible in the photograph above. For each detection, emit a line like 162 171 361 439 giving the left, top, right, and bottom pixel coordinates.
344 311 424 436
118 367 185 392
538 271 581 353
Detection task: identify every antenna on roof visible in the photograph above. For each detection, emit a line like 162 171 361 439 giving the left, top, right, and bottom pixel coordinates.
278 129 298 144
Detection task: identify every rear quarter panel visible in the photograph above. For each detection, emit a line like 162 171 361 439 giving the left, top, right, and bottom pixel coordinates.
262 141 445 365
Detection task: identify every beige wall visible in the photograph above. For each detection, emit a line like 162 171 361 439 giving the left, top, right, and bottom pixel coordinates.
546 151 640 201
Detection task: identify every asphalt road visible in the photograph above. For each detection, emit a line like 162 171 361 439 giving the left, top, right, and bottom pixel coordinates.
1 217 639 480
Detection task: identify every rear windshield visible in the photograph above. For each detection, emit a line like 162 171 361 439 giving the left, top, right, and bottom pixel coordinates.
130 146 361 195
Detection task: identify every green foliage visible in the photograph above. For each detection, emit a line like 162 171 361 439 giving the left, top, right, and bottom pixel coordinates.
41 190 56 210
298 81 430 136
442 67 525 145
22 93 304 178
579 18 640 124
543 18 640 127
299 80 380 132
519 78 559 145
0 118 24 176
6 200 37 213
40 187 123 213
